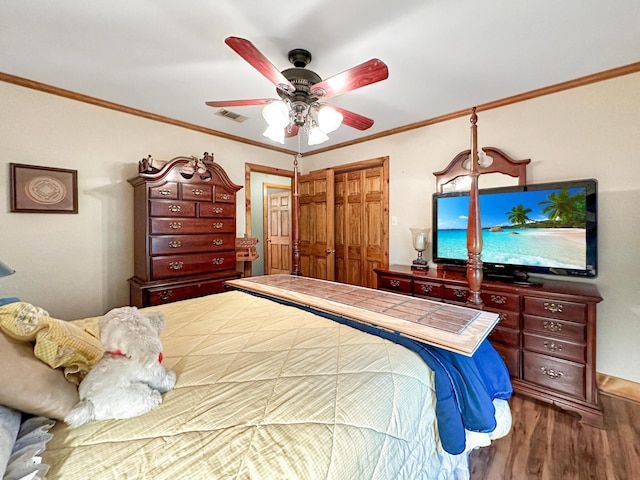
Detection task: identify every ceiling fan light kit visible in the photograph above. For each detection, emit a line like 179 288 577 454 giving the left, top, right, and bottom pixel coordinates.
207 36 388 147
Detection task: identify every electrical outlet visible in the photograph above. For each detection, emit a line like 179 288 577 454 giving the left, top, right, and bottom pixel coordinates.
391 216 398 226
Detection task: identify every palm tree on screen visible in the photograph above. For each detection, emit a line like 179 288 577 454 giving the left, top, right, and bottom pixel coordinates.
506 204 532 226
538 189 586 226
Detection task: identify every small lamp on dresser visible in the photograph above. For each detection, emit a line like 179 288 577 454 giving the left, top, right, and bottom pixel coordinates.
410 228 430 270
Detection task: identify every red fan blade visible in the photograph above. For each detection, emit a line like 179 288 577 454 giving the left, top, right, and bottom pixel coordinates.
225 37 295 93
310 59 388 100
327 104 374 131
205 99 274 107
285 124 299 138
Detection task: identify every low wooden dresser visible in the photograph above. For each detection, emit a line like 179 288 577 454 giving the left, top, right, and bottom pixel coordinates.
128 153 242 307
374 265 603 426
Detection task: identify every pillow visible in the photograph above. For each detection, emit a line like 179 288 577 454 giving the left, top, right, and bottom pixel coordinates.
0 302 103 385
0 404 21 477
0 330 79 420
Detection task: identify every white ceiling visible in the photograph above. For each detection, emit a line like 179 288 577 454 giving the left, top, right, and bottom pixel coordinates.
1 0 639 154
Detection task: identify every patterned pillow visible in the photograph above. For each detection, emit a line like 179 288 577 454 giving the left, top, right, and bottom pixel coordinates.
0 302 103 385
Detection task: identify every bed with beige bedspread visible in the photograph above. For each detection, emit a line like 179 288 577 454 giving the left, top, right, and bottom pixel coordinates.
4 290 511 479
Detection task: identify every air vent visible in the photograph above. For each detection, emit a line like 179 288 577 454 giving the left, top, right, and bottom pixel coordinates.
214 109 248 123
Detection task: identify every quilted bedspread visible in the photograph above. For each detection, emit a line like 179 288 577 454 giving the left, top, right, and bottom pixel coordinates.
42 290 510 479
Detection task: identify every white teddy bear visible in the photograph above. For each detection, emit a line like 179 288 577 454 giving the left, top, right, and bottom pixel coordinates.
65 306 176 428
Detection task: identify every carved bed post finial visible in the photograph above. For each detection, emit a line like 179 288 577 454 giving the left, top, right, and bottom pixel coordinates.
291 153 302 276
467 107 484 306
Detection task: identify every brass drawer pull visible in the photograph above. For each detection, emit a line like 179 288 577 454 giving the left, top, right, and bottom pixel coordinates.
169 222 182 230
169 261 184 270
543 320 563 332
168 241 182 248
212 239 223 246
490 295 507 305
220 193 231 200
453 289 466 298
544 341 562 352
212 222 224 229
212 257 224 266
212 207 223 214
544 302 564 313
420 284 433 294
168 205 181 212
157 290 173 300
192 188 204 196
390 279 400 287
541 366 564 379
498 313 507 323
158 188 172 196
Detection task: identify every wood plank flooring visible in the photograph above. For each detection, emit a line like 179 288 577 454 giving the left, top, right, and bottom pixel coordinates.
468 393 640 480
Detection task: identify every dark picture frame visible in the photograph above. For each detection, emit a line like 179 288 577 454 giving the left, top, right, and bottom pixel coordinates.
10 163 78 214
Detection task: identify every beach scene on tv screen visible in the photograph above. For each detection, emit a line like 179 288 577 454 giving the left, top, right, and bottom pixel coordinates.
436 187 588 269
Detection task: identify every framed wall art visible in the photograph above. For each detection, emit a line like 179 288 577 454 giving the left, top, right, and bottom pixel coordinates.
10 163 78 214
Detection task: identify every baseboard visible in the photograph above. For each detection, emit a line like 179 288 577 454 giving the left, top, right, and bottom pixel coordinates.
597 373 640 404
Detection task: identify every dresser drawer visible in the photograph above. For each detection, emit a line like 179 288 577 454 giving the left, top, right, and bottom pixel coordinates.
181 184 212 201
523 351 585 398
150 218 236 234
199 203 235 218
481 291 520 311
149 182 178 199
524 297 586 322
412 280 443 299
377 275 412 294
149 200 196 218
523 314 585 341
215 188 235 203
492 343 520 378
488 325 519 348
485 309 519 330
151 251 236 279
523 332 585 363
150 234 235 255
442 284 469 303
144 275 240 306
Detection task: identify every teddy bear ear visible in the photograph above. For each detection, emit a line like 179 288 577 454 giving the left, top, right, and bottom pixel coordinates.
145 311 166 333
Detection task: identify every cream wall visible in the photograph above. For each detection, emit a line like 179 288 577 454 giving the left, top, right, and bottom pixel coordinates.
0 81 291 318
305 72 640 383
1 72 639 383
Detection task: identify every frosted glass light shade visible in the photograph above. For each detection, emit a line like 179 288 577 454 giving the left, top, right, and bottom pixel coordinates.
317 105 343 133
262 101 289 128
307 125 329 146
262 125 285 144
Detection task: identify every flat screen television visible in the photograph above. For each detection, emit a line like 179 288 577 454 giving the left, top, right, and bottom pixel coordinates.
432 179 597 284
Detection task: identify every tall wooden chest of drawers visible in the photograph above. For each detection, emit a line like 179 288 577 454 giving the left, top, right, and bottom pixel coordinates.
375 265 603 427
128 154 242 307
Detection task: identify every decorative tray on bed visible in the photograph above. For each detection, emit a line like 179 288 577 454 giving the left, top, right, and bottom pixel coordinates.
226 275 499 356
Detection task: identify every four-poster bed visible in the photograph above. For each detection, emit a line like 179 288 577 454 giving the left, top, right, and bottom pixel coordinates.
375 109 603 427
0 110 515 479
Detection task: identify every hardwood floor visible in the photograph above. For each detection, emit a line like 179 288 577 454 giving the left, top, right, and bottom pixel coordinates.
468 393 640 480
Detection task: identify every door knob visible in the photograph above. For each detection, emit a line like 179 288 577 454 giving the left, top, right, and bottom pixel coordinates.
325 249 335 254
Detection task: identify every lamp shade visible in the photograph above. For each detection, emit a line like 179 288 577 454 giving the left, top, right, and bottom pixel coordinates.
317 105 343 134
262 101 290 128
262 125 285 144
307 125 329 146
0 260 15 277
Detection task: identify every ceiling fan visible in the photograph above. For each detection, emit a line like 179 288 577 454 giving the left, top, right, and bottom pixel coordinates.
205 36 389 145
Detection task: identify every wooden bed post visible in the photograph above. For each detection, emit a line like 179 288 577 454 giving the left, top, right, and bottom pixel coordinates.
291 153 302 276
466 108 483 306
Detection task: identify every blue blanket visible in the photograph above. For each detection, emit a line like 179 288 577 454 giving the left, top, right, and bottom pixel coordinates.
243 291 512 455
